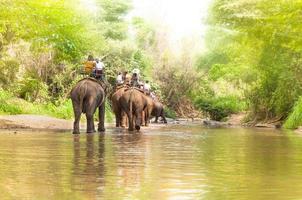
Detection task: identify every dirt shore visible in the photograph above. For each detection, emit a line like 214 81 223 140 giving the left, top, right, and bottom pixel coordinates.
0 115 75 130
0 113 245 131
0 113 289 132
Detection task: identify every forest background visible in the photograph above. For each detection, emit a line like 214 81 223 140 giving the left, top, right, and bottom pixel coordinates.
1 0 302 129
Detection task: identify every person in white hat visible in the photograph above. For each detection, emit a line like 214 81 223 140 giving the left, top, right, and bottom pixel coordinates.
131 68 141 87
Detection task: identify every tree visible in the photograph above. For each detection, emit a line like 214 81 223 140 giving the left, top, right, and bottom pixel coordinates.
199 0 302 121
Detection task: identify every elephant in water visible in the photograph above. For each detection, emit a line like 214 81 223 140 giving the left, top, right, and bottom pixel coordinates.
70 78 106 134
119 88 151 131
151 101 167 123
142 94 154 127
111 85 129 127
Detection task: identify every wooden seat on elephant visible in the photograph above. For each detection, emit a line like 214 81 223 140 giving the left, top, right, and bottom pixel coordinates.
115 84 129 91
125 87 145 94
86 77 104 85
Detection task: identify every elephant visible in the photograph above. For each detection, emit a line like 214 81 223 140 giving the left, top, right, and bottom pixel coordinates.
142 94 154 126
70 78 106 134
111 85 129 127
151 101 167 123
119 88 150 131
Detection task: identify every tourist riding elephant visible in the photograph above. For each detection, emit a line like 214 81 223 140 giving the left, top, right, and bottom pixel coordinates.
151 101 167 123
70 78 106 134
111 85 129 127
119 88 150 131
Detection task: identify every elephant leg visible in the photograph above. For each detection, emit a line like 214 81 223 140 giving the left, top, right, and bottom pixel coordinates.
161 110 167 124
115 113 120 127
154 116 159 123
141 111 145 126
72 102 81 134
122 103 133 131
145 109 150 127
135 109 142 130
98 102 106 132
127 111 134 131
115 107 121 127
121 111 127 128
86 112 96 133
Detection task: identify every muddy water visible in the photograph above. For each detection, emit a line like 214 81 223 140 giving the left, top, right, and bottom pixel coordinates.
0 125 302 199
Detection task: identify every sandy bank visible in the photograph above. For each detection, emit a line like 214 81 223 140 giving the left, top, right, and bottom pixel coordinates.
0 115 74 130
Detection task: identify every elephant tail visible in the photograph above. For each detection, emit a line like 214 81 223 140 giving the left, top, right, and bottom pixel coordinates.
128 90 134 124
129 90 133 117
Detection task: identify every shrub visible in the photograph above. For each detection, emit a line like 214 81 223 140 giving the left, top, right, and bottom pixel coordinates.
164 106 177 119
0 90 23 114
17 72 49 102
0 58 19 89
195 95 246 121
284 97 302 129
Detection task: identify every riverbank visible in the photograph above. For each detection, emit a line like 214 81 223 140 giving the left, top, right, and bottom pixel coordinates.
0 113 259 130
0 115 75 131
0 114 166 131
0 113 299 133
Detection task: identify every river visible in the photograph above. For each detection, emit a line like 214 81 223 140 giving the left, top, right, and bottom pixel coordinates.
0 124 302 199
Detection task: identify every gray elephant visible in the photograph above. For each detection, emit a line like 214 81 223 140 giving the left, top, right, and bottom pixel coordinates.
111 85 129 127
119 88 150 131
151 101 167 123
70 78 106 134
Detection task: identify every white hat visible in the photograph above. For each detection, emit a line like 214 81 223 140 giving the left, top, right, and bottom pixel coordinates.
132 68 140 74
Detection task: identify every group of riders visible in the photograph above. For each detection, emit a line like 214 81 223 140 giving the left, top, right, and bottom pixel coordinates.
83 55 156 99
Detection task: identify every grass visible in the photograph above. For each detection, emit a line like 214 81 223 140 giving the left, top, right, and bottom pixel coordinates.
284 97 302 129
0 89 114 122
0 90 23 114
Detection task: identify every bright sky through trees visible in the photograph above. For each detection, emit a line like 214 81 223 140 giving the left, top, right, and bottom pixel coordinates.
81 0 213 50
131 0 213 48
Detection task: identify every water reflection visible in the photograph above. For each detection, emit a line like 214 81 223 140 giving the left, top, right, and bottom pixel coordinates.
0 127 302 199
71 134 105 199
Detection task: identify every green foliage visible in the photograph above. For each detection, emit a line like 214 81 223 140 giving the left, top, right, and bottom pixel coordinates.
198 0 302 123
0 0 91 62
164 107 177 119
17 72 49 102
105 101 114 123
284 97 302 129
195 96 246 121
0 58 19 89
97 0 131 40
132 17 155 49
42 100 74 119
0 89 73 118
0 90 22 114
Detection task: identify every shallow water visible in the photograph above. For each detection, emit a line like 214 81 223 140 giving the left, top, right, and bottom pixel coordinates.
0 125 302 199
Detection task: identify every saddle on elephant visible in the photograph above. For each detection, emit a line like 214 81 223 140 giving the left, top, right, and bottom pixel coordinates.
109 84 130 100
78 77 111 96
115 84 130 91
125 86 145 94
